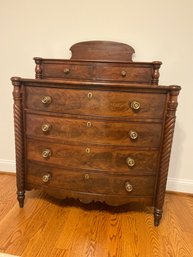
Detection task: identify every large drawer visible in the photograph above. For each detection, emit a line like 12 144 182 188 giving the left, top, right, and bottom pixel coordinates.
27 140 159 174
25 86 166 119
27 162 156 197
26 113 162 147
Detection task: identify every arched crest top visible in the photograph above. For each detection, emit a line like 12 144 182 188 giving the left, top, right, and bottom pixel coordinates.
70 41 135 61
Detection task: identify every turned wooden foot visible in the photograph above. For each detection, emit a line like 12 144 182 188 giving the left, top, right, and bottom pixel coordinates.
154 208 163 226
17 191 25 208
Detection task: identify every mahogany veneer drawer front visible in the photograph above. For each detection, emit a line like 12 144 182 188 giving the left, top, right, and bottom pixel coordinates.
42 62 93 80
25 86 166 119
27 140 159 174
12 41 181 226
27 140 158 174
95 63 153 83
27 163 156 197
26 113 162 147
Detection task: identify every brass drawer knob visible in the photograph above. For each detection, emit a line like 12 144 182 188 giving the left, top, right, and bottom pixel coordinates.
129 130 138 140
42 149 52 159
121 70 127 77
42 124 51 133
63 68 70 74
126 157 135 167
42 173 51 183
84 174 90 180
86 121 92 128
125 181 133 192
131 101 141 111
87 92 93 99
41 96 52 105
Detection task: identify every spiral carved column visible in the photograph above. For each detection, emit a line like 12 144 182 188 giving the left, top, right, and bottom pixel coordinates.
154 85 181 226
11 77 25 207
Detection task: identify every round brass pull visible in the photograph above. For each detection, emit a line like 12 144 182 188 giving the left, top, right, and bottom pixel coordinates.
87 92 93 99
84 174 90 180
125 181 133 192
42 124 51 133
63 68 70 74
130 101 141 111
42 149 51 159
86 121 92 128
41 96 52 105
121 70 127 77
129 130 138 140
126 157 135 167
42 173 51 183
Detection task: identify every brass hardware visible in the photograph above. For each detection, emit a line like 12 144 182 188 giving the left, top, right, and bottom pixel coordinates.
84 174 90 180
41 96 52 105
42 149 51 159
87 92 93 99
85 148 91 154
129 130 138 140
131 101 141 111
63 68 70 74
42 173 51 183
86 121 92 128
121 70 127 77
42 124 51 133
125 181 133 192
126 157 135 167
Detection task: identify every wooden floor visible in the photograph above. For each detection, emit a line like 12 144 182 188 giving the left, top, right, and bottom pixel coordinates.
0 174 193 257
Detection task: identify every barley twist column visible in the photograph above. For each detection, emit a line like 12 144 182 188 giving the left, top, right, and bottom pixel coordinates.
11 77 25 207
154 85 181 226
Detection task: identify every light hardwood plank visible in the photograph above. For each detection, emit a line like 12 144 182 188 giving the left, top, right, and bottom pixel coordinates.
0 174 193 257
0 175 16 221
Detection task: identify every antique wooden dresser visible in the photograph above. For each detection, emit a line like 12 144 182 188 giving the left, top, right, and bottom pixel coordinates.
11 41 181 226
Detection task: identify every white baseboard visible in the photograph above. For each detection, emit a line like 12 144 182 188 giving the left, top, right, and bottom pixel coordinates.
167 177 193 194
0 159 16 173
0 159 192 194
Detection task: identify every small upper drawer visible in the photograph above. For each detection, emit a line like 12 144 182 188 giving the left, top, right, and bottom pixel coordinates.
25 86 166 119
95 63 153 83
42 62 93 80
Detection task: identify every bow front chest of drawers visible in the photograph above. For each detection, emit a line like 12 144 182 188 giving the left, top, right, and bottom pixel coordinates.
11 41 180 226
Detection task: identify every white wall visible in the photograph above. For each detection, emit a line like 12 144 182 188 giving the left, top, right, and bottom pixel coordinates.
0 0 193 192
